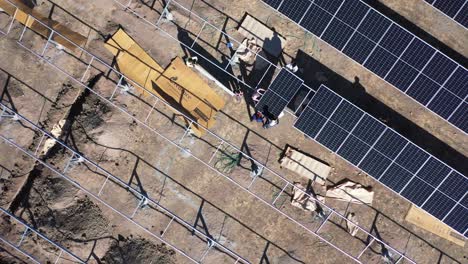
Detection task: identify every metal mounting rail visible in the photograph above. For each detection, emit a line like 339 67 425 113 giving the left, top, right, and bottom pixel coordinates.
0 207 85 263
115 0 308 95
0 103 250 264
0 0 415 262
112 0 302 114
0 236 40 264
0 134 203 264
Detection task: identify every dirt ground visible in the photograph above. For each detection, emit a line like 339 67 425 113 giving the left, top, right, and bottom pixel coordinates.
0 0 466 264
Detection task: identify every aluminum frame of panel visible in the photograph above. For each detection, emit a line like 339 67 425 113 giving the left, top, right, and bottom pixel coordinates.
262 0 468 134
293 85 468 236
255 90 288 117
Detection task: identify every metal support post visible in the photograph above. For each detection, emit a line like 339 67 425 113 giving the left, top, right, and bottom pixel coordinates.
144 98 159 123
178 121 194 144
62 153 75 173
224 51 238 70
41 30 54 57
357 238 374 259
191 21 207 48
394 255 404 264
255 64 272 89
272 182 289 205
208 142 223 164
80 56 94 82
34 133 46 155
155 0 173 26
199 242 214 263
247 173 259 190
130 196 148 218
161 216 175 237
294 89 312 115
18 16 30 42
54 250 63 264
5 8 18 34
109 75 124 100
315 211 333 234
97 175 110 196
17 227 29 247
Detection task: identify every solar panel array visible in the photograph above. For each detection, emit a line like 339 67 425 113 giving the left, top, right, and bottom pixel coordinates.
256 68 303 117
424 0 468 28
261 0 468 134
294 85 468 237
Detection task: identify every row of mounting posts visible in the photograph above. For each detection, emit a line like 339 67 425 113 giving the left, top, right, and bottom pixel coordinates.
0 102 250 263
0 1 416 261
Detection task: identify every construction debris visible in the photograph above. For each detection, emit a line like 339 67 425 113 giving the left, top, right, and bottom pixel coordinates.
405 205 465 247
0 0 87 51
238 14 287 57
279 146 330 185
325 180 374 205
346 212 359 237
233 38 261 64
104 28 225 137
291 183 324 212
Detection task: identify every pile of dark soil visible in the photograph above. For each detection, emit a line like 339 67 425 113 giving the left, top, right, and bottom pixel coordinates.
15 173 110 243
102 238 176 264
78 93 111 131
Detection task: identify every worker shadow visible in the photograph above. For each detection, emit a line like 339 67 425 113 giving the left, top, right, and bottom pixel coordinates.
240 29 284 94
176 24 242 93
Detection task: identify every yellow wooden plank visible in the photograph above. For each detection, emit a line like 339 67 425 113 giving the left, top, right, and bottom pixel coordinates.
0 0 87 51
405 205 465 247
104 28 224 136
279 146 330 185
164 57 225 111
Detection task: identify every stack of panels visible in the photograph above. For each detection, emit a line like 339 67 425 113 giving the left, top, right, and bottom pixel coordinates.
261 0 468 133
424 0 468 28
294 85 468 237
256 68 303 117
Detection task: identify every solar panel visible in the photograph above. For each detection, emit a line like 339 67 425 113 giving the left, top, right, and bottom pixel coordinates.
448 102 468 132
424 0 468 28
262 0 468 134
401 177 434 205
321 19 354 50
342 32 375 64
255 68 303 117
278 0 310 23
294 85 468 237
300 4 333 36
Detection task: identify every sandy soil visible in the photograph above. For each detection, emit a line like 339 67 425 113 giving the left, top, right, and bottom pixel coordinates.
0 0 466 264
